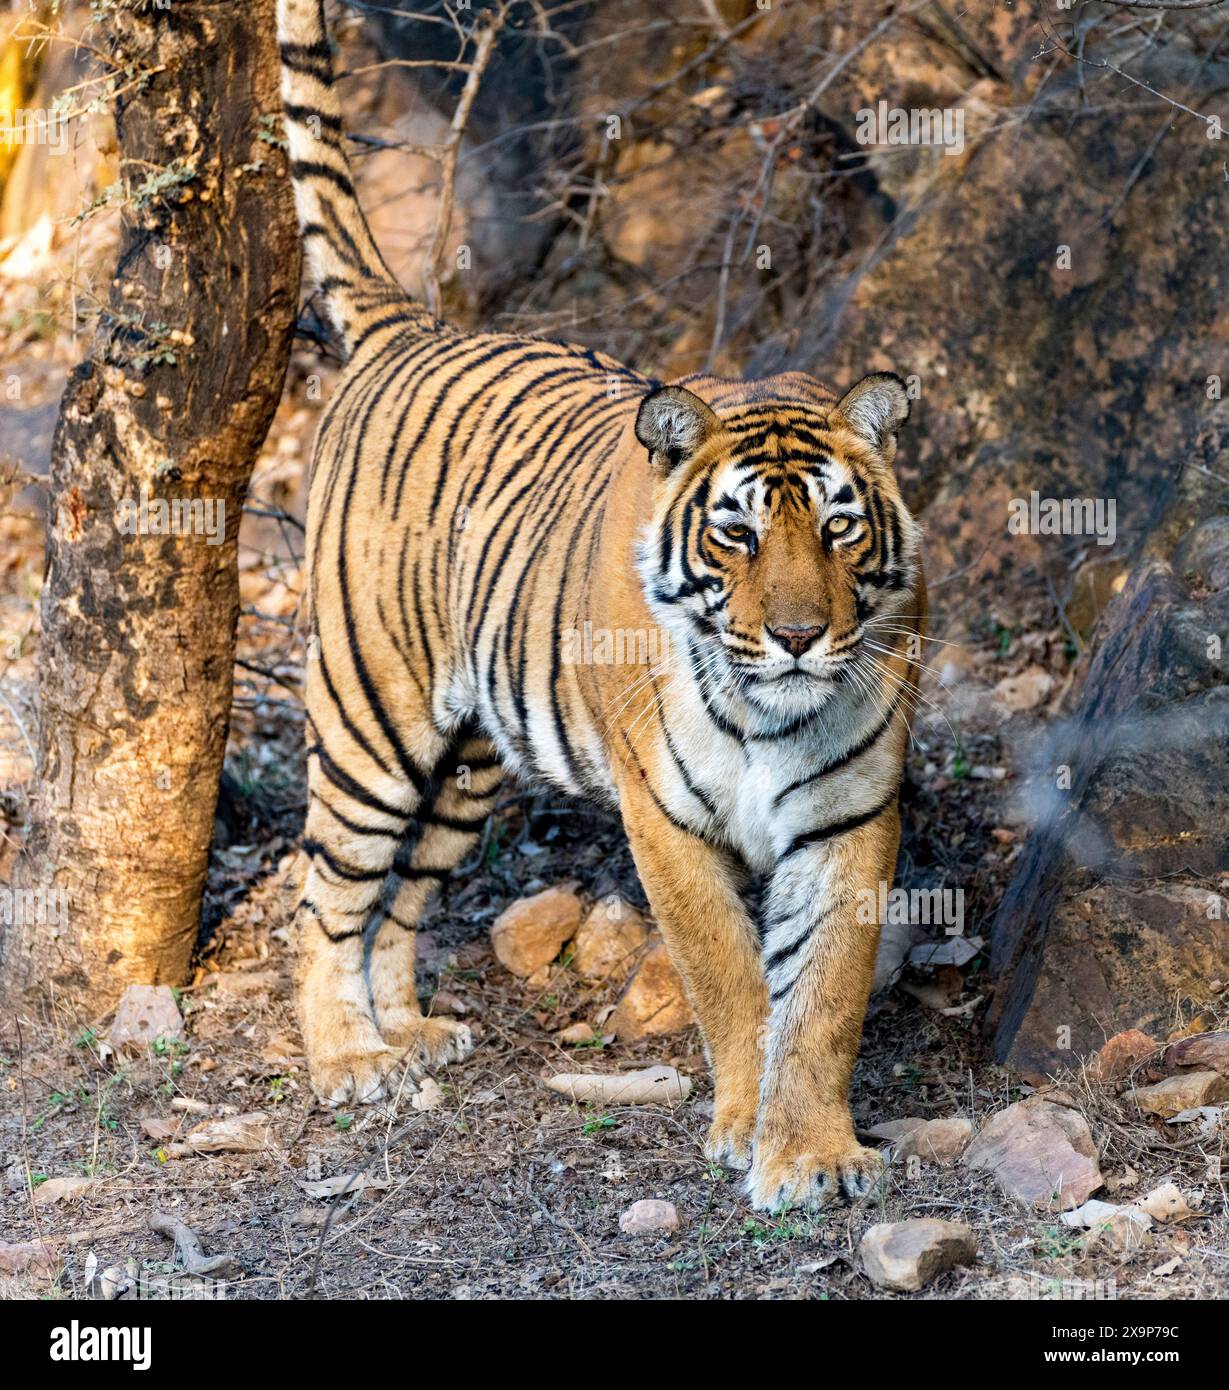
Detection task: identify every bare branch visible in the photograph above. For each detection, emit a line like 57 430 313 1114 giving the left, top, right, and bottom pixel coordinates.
421 7 505 317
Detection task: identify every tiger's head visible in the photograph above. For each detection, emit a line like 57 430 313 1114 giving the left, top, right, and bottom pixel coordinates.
634 373 921 724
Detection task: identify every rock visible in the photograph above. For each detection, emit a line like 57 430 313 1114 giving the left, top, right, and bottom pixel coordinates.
1134 1071 1229 1119
545 1064 690 1105
858 1219 977 1292
609 942 695 1040
988 536 1229 1080
1061 1200 1153 1252
962 1098 1103 1210
1134 1182 1195 1224
490 885 583 977
908 935 983 969
571 897 648 981
1093 1029 1158 1082
557 1022 597 1045
0 1240 59 1282
993 666 1054 713
1161 1030 1229 1078
868 1115 973 1166
619 1199 680 1235
110 984 184 1049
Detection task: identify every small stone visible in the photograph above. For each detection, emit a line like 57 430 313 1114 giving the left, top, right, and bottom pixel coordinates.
1061 1200 1153 1252
859 1219 977 1292
1134 1070 1229 1118
1134 1182 1195 1224
430 991 468 1015
557 1022 597 1045
491 886 583 978
0 1240 59 1282
992 667 1054 713
619 1199 680 1235
868 1115 973 1166
572 898 649 981
963 1098 1102 1210
110 984 184 1050
1093 1029 1158 1082
609 941 695 1040
1161 1030 1229 1078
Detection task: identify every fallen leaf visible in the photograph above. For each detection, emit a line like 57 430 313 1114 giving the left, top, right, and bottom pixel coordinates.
297 1172 391 1200
32 1175 98 1205
140 1115 179 1142
411 1078 445 1112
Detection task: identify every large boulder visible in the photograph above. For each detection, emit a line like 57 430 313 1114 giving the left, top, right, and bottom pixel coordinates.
987 509 1229 1079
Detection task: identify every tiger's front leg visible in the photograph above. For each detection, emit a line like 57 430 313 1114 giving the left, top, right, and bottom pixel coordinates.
746 802 900 1210
616 770 768 1170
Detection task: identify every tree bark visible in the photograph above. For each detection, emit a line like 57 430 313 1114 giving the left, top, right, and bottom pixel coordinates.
0 2 300 1015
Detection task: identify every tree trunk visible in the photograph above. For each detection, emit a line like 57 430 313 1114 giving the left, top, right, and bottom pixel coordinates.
0 2 300 1016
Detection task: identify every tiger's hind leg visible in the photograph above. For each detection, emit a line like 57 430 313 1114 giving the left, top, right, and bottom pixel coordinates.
297 689 448 1107
368 731 502 1071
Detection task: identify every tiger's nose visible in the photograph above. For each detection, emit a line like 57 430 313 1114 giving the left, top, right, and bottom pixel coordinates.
769 623 826 657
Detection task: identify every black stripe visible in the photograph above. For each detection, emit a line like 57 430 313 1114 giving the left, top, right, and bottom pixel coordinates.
781 785 899 861
309 741 407 821
772 688 905 807
290 158 355 198
283 103 343 136
303 837 386 883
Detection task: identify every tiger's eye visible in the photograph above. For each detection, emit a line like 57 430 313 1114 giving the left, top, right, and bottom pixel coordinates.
723 524 751 542
826 515 854 537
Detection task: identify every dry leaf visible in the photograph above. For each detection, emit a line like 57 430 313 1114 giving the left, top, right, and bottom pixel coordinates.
297 1171 391 1200
184 1111 270 1153
32 1175 98 1205
411 1078 445 1112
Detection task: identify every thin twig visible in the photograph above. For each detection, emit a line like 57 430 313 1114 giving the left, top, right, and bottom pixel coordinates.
422 9 505 317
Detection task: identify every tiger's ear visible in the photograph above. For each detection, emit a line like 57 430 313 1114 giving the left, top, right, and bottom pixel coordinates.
635 386 722 473
831 373 910 459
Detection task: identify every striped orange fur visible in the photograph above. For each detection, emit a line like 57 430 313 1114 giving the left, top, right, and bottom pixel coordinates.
279 0 926 1209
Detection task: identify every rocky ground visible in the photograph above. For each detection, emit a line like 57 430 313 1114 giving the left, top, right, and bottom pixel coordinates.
1 836 1225 1299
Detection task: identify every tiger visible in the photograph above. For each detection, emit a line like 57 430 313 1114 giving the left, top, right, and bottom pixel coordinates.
277 0 926 1210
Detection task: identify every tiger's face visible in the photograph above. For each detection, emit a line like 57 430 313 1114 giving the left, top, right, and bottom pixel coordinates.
636 375 921 723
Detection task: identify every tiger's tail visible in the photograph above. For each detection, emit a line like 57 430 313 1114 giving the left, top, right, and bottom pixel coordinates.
276 0 427 353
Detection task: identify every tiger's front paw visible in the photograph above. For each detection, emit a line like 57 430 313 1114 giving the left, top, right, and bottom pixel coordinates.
745 1137 883 1212
704 1101 757 1171
303 1007 399 1108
